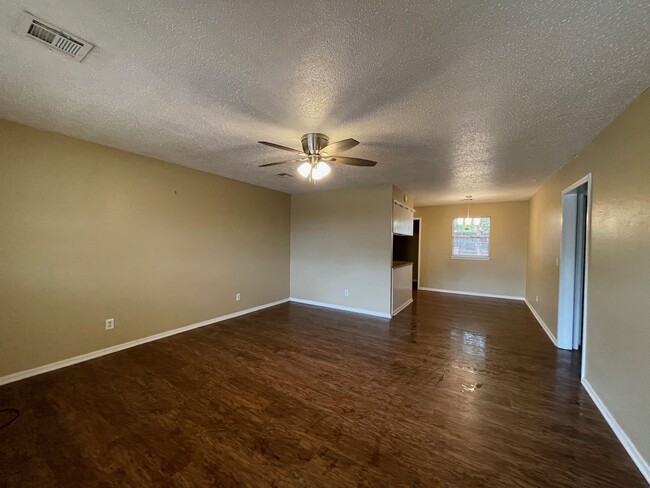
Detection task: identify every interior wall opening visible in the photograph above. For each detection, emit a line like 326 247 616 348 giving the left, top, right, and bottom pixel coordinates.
393 219 421 289
557 176 591 377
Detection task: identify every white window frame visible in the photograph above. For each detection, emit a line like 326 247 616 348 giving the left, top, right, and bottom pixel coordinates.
451 217 492 260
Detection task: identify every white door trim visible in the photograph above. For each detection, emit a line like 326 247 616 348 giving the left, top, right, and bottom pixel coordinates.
414 217 422 290
562 174 591 195
558 173 592 380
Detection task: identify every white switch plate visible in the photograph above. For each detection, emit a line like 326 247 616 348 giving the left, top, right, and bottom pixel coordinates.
105 318 114 330
235 293 241 301
344 289 350 297
535 295 539 302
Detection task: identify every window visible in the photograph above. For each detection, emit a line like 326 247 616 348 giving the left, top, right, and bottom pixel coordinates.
452 217 491 259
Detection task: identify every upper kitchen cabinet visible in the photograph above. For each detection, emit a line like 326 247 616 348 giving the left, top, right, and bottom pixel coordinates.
393 186 415 236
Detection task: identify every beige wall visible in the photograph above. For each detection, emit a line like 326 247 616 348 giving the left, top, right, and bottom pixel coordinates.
526 89 650 465
392 185 412 207
415 201 529 297
290 185 393 316
0 120 290 377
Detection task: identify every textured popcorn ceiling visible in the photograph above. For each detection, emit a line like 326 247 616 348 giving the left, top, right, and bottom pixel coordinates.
0 1 649 205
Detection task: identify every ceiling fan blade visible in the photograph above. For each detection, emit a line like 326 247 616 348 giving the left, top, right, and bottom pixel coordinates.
321 138 359 154
259 159 302 167
258 141 303 154
326 156 377 167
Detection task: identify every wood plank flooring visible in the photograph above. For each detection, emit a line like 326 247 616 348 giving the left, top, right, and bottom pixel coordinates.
0 291 646 487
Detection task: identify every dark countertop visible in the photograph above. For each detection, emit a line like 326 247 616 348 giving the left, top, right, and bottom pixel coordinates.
392 261 413 269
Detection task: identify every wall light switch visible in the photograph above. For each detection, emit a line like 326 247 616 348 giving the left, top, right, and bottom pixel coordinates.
236 293 241 301
344 289 350 297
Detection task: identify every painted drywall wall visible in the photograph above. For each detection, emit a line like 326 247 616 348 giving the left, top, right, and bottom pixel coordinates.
290 185 393 316
392 185 412 207
526 88 650 469
0 119 290 377
415 201 529 297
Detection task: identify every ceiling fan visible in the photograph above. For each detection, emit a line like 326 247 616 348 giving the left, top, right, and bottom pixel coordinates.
258 133 377 183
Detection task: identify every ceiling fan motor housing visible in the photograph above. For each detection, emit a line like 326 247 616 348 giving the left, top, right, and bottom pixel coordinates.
301 133 329 155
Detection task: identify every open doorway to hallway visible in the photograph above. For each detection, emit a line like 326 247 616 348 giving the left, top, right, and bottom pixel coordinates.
558 175 591 378
393 218 421 289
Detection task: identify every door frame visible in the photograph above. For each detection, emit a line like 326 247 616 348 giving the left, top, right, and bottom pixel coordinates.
558 173 592 379
415 217 422 290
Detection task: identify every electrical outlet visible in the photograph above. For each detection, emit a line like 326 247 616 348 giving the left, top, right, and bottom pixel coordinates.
105 318 114 330
344 289 350 297
235 292 241 301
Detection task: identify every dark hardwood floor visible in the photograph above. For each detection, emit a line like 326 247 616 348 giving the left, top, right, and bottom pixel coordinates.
0 291 645 487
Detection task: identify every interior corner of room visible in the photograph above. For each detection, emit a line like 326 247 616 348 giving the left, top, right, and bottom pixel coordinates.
2 89 650 487
2 93 650 484
1 2 650 485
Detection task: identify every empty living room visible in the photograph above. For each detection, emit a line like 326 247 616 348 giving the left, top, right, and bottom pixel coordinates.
1 1 649 486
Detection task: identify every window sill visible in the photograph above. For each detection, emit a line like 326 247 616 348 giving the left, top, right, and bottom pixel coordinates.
451 255 491 261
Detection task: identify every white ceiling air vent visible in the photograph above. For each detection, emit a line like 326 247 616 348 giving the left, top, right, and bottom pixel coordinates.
18 12 93 62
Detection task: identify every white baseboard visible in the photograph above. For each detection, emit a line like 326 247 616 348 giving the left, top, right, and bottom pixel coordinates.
392 298 414 316
289 298 391 319
419 287 524 301
0 298 290 387
582 379 650 484
524 299 558 347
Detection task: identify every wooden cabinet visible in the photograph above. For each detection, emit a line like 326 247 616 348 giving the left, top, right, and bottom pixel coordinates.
393 200 415 236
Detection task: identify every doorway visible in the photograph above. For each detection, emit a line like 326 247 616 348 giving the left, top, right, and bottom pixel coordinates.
557 175 591 377
393 218 421 289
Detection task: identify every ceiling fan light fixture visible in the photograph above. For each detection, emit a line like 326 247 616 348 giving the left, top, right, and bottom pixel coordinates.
297 162 312 178
258 133 377 182
312 161 331 180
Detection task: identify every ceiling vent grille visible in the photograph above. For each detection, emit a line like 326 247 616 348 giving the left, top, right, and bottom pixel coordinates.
19 12 93 62
27 22 55 43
